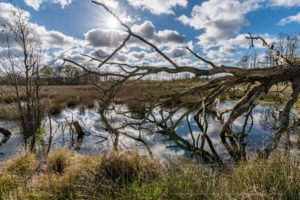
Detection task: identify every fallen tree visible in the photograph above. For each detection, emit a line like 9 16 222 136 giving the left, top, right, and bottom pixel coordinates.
65 1 300 164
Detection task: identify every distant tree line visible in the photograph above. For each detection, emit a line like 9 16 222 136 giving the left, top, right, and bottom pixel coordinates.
0 65 104 85
0 64 209 85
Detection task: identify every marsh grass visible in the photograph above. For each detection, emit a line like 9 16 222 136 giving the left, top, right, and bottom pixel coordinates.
3 153 38 177
47 149 72 174
0 103 19 120
0 81 299 120
0 151 300 199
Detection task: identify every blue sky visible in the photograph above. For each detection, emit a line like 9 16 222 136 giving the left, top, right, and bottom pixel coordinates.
1 0 300 67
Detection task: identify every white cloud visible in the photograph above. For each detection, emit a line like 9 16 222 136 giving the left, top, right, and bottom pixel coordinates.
129 51 146 60
32 24 83 49
132 21 157 40
178 0 262 49
24 0 41 11
85 20 187 50
93 0 119 9
203 33 277 67
0 3 30 23
0 3 29 48
165 47 187 58
127 0 187 15
85 29 127 48
278 13 300 26
269 0 300 7
0 2 82 50
24 0 73 11
54 0 72 8
131 21 187 46
157 30 186 44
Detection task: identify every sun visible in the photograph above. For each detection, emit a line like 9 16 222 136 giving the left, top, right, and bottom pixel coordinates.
106 16 120 30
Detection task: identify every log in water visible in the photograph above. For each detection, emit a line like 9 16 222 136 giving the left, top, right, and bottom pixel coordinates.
0 128 11 145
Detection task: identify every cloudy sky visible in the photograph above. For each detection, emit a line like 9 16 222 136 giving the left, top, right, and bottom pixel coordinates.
1 0 300 68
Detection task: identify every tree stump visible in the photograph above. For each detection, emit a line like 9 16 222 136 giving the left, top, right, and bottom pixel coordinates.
73 121 85 150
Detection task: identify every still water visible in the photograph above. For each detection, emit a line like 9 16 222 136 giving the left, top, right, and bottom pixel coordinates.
0 101 299 162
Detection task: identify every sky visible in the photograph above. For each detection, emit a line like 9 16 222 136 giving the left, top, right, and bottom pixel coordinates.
0 0 300 69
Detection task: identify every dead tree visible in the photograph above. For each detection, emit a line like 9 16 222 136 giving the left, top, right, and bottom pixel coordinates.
0 8 44 151
65 1 300 163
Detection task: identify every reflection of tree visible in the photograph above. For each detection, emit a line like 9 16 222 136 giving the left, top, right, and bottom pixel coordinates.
66 1 300 164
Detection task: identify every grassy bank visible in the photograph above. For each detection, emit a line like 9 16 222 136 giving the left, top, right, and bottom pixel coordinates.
0 150 300 199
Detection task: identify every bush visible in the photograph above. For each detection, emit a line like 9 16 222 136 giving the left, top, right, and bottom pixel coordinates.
67 100 78 108
49 102 64 116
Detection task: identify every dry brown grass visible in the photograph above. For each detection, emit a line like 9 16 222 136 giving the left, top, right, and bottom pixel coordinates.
0 150 162 199
1 151 300 199
0 80 204 118
0 81 299 120
0 103 19 120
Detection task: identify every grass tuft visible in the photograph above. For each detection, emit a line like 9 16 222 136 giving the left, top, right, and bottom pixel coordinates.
95 151 161 185
47 149 72 175
3 154 38 177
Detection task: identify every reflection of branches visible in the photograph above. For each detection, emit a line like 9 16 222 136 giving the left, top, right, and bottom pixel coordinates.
64 1 300 164
262 79 300 157
239 104 255 160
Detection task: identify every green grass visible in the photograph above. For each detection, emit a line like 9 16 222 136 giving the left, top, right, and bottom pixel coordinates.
1 150 300 199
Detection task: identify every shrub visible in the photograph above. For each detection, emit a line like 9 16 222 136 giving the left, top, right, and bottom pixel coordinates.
49 102 64 116
67 100 78 108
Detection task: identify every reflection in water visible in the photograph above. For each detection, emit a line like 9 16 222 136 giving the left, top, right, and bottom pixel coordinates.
0 102 299 163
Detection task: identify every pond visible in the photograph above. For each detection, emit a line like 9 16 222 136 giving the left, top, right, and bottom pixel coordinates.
0 101 300 163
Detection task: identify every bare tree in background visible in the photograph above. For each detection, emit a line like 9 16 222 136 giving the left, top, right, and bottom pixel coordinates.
0 8 44 151
65 1 300 164
278 32 299 61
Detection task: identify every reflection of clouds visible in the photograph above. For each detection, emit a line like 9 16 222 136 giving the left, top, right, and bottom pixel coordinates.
1 102 300 163
0 121 22 162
